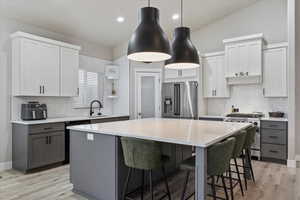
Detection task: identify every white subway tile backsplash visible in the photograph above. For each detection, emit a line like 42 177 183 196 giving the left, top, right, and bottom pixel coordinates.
207 84 288 117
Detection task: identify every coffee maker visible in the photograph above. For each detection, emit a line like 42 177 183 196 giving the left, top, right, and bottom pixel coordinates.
21 102 48 120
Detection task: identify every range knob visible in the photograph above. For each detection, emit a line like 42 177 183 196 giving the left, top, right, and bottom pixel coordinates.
253 122 258 126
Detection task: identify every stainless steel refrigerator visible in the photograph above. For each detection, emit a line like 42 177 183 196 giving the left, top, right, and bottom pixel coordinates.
162 81 198 119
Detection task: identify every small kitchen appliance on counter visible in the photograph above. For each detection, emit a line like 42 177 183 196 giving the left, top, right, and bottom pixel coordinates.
268 112 285 118
21 102 47 120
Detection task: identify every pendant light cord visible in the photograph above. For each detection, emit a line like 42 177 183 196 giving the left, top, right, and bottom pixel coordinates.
181 0 183 26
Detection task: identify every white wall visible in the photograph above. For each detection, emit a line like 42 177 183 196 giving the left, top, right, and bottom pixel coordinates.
191 0 287 54
295 0 300 157
112 56 130 116
0 16 113 168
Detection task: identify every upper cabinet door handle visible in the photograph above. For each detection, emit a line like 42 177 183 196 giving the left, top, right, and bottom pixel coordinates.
39 86 42 94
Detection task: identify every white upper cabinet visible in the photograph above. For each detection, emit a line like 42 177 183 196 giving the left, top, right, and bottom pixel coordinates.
11 32 81 97
202 52 230 98
263 43 288 97
223 33 264 85
164 68 197 81
60 47 79 97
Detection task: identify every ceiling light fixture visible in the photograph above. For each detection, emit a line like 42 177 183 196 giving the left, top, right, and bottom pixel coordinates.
117 16 125 23
165 0 200 69
127 0 171 62
172 14 180 20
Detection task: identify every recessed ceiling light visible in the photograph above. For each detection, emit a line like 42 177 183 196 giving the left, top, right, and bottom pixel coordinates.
172 14 180 20
117 17 125 23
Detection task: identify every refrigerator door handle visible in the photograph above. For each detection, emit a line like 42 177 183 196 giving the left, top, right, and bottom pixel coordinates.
174 84 181 115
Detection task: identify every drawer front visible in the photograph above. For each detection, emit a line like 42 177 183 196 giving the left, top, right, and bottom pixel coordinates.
29 123 65 134
261 121 287 130
261 144 287 160
261 129 287 145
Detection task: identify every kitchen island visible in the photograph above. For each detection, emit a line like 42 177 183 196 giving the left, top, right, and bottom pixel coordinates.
68 118 250 200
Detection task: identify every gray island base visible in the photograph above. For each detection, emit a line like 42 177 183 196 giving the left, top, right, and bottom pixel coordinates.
68 118 250 200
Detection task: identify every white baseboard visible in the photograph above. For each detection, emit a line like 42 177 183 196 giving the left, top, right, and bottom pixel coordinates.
0 161 12 172
287 159 297 168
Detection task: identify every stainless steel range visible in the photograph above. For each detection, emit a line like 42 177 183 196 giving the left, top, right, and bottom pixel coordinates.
224 112 264 159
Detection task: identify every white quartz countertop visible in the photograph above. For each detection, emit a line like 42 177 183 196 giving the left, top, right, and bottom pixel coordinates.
68 118 251 148
261 117 288 122
198 115 225 119
11 114 129 125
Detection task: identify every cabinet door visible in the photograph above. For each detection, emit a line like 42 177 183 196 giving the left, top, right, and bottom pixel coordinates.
164 69 178 79
48 132 65 164
39 42 60 96
225 45 239 77
203 57 217 98
263 47 287 97
60 47 79 96
247 41 262 76
20 39 42 95
215 55 229 97
28 134 49 169
237 43 248 76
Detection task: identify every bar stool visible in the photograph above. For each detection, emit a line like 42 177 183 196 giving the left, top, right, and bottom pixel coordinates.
242 126 257 187
120 137 172 200
229 130 247 199
180 137 236 200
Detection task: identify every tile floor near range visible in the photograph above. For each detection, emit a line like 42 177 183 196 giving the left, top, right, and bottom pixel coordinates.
0 160 299 200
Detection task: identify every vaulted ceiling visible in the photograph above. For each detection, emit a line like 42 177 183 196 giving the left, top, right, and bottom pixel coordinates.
0 0 260 47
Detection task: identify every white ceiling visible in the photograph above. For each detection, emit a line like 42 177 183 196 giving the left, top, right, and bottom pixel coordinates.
0 0 260 47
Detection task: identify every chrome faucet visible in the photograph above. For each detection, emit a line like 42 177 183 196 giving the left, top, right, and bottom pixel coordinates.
90 100 103 117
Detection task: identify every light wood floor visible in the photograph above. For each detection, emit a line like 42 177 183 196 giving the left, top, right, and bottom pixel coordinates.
0 160 299 200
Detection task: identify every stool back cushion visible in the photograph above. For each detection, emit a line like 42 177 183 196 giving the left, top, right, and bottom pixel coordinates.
244 126 256 149
208 137 236 176
232 130 247 158
121 137 162 170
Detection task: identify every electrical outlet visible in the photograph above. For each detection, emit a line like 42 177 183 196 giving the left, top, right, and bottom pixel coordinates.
87 133 94 141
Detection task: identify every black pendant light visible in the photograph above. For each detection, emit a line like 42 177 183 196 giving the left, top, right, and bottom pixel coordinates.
165 0 200 69
127 0 171 62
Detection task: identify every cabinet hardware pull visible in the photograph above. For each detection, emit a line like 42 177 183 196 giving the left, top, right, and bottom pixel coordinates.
269 150 278 153
42 86 45 94
269 125 278 128
44 127 52 130
269 136 278 139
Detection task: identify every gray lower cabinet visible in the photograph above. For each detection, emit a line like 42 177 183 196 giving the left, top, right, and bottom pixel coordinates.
261 120 288 164
12 123 65 172
70 131 193 200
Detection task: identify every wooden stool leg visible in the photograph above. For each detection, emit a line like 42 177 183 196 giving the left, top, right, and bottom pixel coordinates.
149 170 154 200
234 158 244 196
161 166 172 200
122 168 132 200
181 171 190 200
141 170 145 200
